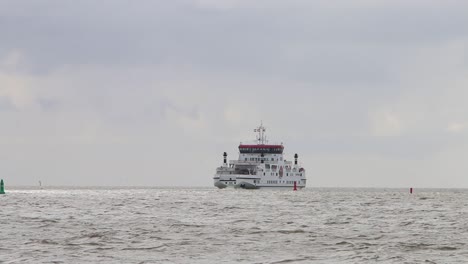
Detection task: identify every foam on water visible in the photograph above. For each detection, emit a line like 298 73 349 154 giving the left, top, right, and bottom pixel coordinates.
1 187 468 263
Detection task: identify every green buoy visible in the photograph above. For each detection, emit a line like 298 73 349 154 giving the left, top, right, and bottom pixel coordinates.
0 179 5 194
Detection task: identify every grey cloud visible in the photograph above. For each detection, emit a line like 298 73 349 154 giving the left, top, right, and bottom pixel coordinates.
2 0 467 81
0 96 16 111
1 0 468 187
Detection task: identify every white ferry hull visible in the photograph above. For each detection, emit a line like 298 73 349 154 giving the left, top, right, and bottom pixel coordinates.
213 183 305 190
214 181 228 189
213 175 306 190
235 181 259 189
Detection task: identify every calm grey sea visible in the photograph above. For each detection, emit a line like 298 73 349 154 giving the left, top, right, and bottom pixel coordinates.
1 187 468 263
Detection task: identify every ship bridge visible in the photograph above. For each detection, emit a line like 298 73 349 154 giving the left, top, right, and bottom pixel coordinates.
238 144 284 154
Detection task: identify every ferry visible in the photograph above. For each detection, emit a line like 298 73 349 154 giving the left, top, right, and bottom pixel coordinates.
213 123 306 189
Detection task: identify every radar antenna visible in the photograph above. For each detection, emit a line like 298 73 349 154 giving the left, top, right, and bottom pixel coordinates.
254 122 268 145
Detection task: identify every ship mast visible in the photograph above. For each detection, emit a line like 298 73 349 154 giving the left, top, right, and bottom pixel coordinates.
254 122 267 145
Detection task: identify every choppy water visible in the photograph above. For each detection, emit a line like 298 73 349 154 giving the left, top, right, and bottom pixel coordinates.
1 187 468 263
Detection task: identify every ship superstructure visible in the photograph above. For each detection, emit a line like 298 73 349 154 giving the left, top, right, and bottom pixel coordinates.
213 123 306 189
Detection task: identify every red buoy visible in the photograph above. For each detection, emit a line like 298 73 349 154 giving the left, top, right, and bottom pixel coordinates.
293 181 297 191
410 187 413 194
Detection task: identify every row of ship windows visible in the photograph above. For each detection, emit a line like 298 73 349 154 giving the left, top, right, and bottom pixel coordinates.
245 157 282 161
264 173 303 177
240 148 283 152
220 172 302 176
223 180 304 184
266 181 298 184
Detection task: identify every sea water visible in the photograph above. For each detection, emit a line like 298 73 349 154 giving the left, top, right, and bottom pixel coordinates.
1 187 468 263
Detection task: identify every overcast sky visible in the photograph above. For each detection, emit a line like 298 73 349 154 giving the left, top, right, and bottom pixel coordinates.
1 0 468 187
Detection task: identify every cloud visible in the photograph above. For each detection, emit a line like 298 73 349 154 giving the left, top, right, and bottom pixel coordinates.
0 1 468 187
370 110 402 137
447 122 466 133
0 49 26 70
